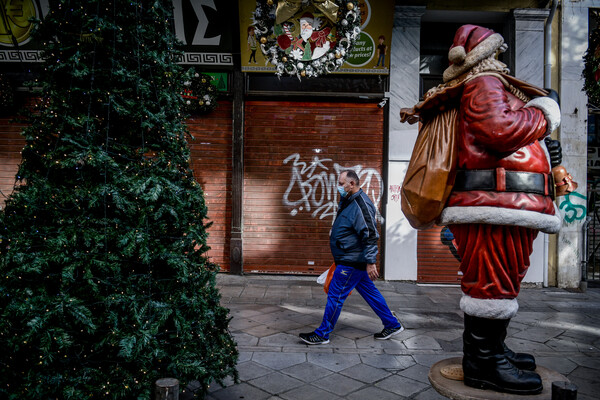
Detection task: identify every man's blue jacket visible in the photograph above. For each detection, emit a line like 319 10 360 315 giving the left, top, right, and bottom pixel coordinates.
329 189 379 270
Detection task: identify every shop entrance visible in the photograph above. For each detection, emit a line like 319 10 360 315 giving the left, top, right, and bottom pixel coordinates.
417 226 461 284
242 100 384 275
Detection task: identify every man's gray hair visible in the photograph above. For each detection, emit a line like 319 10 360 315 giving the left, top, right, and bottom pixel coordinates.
343 170 360 186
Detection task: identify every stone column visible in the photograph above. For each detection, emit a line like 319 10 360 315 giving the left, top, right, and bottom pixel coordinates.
510 9 552 285
384 6 425 281
557 3 589 289
510 9 550 87
389 6 426 136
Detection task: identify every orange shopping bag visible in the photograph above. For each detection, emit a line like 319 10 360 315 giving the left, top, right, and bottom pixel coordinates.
316 263 351 295
323 263 336 294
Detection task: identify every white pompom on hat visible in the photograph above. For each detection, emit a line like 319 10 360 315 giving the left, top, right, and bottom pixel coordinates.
443 24 506 82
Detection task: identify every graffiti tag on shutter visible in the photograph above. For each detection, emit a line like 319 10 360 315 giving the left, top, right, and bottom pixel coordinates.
282 153 382 221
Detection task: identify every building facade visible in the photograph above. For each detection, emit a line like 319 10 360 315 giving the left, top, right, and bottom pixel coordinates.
0 0 595 289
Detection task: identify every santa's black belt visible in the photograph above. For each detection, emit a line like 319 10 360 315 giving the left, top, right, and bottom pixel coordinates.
453 169 554 197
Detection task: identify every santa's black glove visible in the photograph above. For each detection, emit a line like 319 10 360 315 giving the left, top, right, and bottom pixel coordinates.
544 137 562 168
544 88 560 108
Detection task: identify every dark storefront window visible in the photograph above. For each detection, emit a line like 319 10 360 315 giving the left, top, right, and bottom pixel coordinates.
587 12 600 284
419 21 505 100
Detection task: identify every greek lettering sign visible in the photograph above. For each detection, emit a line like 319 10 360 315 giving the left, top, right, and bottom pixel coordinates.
173 0 234 66
0 0 49 62
0 0 233 67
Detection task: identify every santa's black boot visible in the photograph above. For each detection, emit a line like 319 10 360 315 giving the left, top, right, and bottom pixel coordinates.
462 314 543 395
500 319 537 371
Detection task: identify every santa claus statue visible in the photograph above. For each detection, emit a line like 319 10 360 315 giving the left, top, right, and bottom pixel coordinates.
401 25 568 395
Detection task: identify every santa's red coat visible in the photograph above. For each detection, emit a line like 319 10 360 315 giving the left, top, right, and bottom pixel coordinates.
439 75 561 234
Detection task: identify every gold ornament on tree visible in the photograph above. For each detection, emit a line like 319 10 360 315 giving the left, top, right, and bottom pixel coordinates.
346 2 354 10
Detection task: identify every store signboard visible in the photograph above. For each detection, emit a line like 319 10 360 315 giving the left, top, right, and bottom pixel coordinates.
173 0 234 66
0 0 49 62
0 0 234 67
589 147 600 171
205 72 228 91
239 0 394 74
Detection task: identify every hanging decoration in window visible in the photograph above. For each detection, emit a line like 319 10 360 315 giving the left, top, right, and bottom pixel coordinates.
180 70 218 115
252 0 361 78
584 11 600 107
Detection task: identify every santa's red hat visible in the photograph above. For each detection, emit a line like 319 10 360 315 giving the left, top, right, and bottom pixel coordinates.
443 24 505 82
300 12 314 23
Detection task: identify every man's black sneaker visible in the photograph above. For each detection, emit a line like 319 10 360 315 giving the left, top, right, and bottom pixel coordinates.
299 332 329 345
374 325 404 340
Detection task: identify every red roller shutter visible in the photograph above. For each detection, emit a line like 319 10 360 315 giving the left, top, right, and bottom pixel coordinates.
0 116 26 207
243 100 384 275
417 225 461 284
187 101 233 272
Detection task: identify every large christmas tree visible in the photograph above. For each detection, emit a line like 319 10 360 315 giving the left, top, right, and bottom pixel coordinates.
0 1 237 399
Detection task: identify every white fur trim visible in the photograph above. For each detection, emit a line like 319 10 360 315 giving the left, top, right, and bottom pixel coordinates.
439 204 562 234
443 33 504 82
461 294 519 319
524 96 561 134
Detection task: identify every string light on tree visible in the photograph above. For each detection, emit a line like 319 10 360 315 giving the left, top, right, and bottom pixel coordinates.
0 74 15 111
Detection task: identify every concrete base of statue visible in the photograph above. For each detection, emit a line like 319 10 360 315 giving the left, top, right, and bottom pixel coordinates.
429 357 570 399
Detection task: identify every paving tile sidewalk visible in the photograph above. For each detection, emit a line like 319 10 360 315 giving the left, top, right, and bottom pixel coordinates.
194 274 600 400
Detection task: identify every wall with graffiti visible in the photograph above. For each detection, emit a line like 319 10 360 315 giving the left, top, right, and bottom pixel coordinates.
559 192 587 224
282 153 383 222
384 162 417 280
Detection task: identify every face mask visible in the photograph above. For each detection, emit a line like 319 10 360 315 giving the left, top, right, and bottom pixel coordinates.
337 185 348 198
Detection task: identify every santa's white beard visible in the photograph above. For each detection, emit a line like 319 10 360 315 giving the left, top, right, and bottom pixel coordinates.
301 28 313 41
312 41 329 59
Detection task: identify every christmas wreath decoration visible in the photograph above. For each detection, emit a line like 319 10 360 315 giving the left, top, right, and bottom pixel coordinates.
252 0 361 78
180 70 218 114
584 11 600 106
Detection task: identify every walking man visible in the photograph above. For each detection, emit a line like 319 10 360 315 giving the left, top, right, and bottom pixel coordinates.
299 170 403 345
